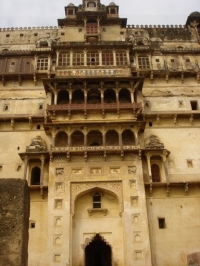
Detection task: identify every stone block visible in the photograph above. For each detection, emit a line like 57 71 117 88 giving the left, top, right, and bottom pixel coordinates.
187 252 200 266
0 178 30 266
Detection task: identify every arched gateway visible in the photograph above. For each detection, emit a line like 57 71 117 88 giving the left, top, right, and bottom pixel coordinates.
85 234 112 266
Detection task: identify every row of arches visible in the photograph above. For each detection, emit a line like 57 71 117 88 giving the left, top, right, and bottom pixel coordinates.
56 88 134 105
55 129 137 147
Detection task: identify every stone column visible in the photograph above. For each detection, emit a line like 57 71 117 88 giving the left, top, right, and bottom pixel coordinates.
113 49 116 66
146 153 152 181
84 49 87 66
70 49 73 66
56 50 59 66
23 156 28 180
54 92 58 105
99 49 102 66
126 49 130 65
40 155 45 187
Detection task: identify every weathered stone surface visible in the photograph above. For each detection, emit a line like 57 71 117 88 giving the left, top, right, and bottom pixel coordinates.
188 252 200 266
0 179 30 266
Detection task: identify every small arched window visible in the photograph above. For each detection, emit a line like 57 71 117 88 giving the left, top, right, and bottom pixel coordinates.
151 164 161 182
93 192 101 208
31 166 41 185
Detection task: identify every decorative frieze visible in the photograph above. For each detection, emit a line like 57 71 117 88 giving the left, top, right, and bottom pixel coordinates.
56 68 131 77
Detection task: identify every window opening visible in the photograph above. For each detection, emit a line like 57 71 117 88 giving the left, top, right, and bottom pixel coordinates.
87 51 99 66
58 52 70 67
93 192 101 208
37 57 48 70
34 33 38 36
39 103 43 110
158 218 165 229
20 34 24 37
138 57 150 69
37 125 41 130
149 122 153 127
73 51 84 66
68 9 73 15
86 23 98 34
30 221 36 229
102 50 114 66
171 58 174 62
155 59 160 62
31 166 41 185
110 8 116 14
3 104 9 111
190 101 198 110
6 34 10 37
116 50 128 66
151 164 161 182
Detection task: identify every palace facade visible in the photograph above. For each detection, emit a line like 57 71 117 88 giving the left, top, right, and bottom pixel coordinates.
0 1 200 265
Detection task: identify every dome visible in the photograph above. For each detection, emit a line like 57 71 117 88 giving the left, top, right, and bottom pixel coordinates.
109 2 116 6
189 11 200 17
67 3 75 7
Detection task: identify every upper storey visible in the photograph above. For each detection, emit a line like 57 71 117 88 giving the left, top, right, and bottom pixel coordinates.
58 0 127 29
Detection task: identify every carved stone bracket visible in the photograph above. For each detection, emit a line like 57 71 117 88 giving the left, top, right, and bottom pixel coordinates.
71 181 123 217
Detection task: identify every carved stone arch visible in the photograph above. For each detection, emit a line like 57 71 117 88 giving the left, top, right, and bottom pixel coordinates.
55 131 68 147
71 130 84 146
106 130 119 146
87 130 102 146
87 88 101 104
118 88 131 103
122 129 136 145
71 181 123 217
57 89 69 104
72 89 84 104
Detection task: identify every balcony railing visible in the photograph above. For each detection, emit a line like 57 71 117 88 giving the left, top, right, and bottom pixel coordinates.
51 145 140 152
47 102 142 111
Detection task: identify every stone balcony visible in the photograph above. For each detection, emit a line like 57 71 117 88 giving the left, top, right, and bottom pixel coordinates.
47 102 142 119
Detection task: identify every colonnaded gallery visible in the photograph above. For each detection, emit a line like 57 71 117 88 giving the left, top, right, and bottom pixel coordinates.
0 0 200 265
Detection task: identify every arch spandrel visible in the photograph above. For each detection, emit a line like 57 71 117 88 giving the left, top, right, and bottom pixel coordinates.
71 181 123 217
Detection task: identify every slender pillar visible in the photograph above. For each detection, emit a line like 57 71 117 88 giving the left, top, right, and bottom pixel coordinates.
23 156 28 180
146 153 152 181
126 49 130 65
113 49 116 66
70 49 73 66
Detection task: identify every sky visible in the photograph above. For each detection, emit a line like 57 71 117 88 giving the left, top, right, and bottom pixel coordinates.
0 0 199 28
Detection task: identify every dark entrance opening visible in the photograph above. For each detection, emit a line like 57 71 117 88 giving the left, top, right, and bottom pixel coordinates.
85 234 112 266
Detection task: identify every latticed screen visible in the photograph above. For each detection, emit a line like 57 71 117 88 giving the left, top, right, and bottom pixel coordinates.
73 52 84 66
138 57 150 69
116 50 127 66
37 57 48 70
102 50 114 65
86 23 98 34
87 51 99 66
58 53 70 66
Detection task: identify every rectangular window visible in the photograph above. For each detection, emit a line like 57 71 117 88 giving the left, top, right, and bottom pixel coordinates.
37 57 48 70
158 218 165 229
102 50 114 66
3 104 9 111
58 52 70 66
138 57 150 69
93 193 101 208
86 23 98 34
116 50 128 66
190 101 198 110
87 51 99 66
73 52 84 66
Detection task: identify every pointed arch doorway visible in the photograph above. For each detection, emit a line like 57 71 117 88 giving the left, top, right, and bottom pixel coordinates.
85 234 112 266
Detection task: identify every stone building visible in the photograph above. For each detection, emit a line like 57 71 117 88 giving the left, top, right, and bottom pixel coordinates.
0 1 200 266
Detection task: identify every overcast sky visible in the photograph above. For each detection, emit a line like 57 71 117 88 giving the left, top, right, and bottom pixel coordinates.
0 0 199 28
